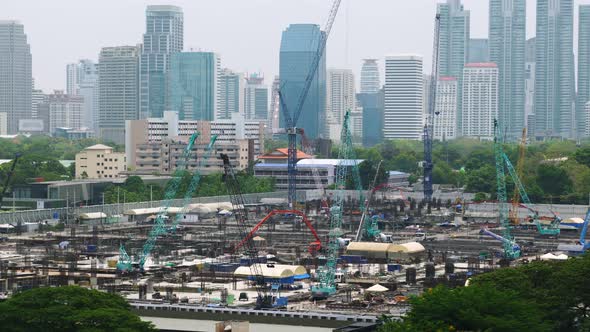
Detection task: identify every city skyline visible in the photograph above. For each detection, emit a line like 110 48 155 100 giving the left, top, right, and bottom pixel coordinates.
6 0 590 93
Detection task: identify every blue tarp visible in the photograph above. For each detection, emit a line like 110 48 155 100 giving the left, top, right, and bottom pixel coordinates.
293 273 310 280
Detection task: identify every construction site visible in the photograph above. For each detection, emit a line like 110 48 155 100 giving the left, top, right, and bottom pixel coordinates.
2 2 590 332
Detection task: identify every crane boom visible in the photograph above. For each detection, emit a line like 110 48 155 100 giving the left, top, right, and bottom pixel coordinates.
283 0 342 207
509 128 527 224
423 13 441 202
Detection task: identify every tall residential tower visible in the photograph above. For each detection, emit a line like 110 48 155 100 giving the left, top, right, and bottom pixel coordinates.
577 5 590 138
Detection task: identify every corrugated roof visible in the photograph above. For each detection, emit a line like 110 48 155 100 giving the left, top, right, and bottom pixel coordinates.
346 242 392 253
124 207 183 216
85 144 113 150
234 264 294 279
390 242 425 254
79 212 107 220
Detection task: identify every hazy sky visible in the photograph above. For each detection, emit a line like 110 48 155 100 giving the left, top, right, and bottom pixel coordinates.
4 0 590 92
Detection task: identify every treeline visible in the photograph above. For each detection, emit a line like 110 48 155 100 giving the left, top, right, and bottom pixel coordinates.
346 138 590 204
380 254 590 331
103 174 275 204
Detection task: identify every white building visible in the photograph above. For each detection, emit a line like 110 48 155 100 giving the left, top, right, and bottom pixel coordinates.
433 77 458 140
384 55 424 140
327 68 355 142
584 102 590 138
462 63 499 140
244 74 269 122
360 59 380 94
75 144 126 179
211 112 265 156
349 107 363 144
0 112 7 135
217 68 244 120
43 90 83 134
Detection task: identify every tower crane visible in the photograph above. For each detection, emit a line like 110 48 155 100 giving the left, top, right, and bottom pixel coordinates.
423 13 441 202
281 0 342 208
312 111 358 299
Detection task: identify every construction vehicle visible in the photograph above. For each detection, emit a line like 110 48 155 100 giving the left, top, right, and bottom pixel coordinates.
557 209 590 253
117 134 217 271
280 0 342 208
502 153 560 236
423 13 441 202
221 153 287 309
492 120 521 260
312 111 358 299
356 161 383 242
0 153 21 209
479 228 521 255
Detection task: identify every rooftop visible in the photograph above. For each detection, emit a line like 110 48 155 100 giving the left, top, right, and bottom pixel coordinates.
84 144 113 151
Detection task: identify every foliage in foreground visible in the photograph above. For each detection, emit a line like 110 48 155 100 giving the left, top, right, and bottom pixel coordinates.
380 254 590 332
0 286 156 332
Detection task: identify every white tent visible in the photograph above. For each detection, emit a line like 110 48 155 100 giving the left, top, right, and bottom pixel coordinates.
366 284 389 293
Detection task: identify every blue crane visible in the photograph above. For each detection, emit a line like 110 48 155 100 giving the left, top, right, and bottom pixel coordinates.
281 0 342 208
557 208 590 253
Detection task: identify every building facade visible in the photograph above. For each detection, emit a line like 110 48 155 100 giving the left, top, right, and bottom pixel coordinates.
139 5 184 119
326 68 355 142
217 68 244 120
244 74 269 122
360 59 380 94
468 38 489 63
357 90 383 147
577 5 590 139
535 0 575 139
269 76 280 132
75 144 126 179
279 24 326 139
43 90 84 134
525 37 536 135
168 52 219 121
97 46 140 144
383 55 424 140
437 0 470 132
433 77 458 141
0 21 32 134
489 0 526 140
461 63 499 140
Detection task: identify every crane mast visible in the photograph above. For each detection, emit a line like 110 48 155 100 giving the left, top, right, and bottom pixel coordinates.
423 13 441 202
509 128 527 224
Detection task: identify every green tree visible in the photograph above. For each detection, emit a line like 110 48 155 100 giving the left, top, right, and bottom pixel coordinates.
0 286 156 332
536 164 572 197
573 147 590 168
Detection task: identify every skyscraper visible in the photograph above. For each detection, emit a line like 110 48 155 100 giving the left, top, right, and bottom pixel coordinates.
357 90 383 147
383 55 424 140
67 60 98 132
0 21 32 134
168 52 220 121
535 0 575 139
66 63 79 95
525 38 536 135
43 90 84 134
433 77 458 141
489 0 526 140
468 38 489 63
326 68 355 141
360 59 380 93
577 5 590 138
279 24 326 139
462 63 499 140
437 0 470 132
139 5 183 119
98 46 140 144
269 76 280 132
244 74 269 121
217 69 244 120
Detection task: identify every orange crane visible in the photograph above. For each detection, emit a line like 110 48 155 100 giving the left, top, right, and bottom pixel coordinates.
509 128 527 224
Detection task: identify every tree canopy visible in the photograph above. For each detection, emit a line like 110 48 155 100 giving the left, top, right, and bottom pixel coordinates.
0 286 156 332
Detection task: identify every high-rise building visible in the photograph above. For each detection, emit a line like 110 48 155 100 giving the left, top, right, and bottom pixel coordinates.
360 59 380 93
584 102 590 138
168 52 220 121
42 90 84 134
67 59 98 132
326 68 355 142
468 38 489 63
535 0 575 139
462 63 499 140
139 5 183 119
269 76 280 132
525 38 536 135
383 55 424 140
279 24 326 139
489 0 526 139
217 69 244 120
357 90 383 147
433 77 458 140
98 46 140 144
0 21 32 134
244 74 269 121
577 5 590 139
437 0 470 132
